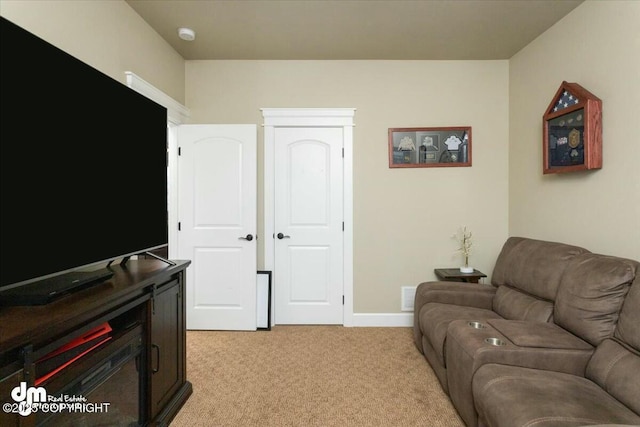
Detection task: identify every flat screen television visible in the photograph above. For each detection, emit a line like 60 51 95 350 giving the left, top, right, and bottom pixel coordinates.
0 16 169 303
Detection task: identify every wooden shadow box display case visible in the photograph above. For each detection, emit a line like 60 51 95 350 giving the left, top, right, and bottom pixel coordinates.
389 127 472 168
543 81 602 174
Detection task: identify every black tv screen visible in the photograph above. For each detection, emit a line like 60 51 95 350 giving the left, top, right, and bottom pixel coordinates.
0 17 168 291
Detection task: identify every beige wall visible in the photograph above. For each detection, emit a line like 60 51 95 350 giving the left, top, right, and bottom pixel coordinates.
509 0 640 261
8 0 636 315
186 60 509 312
0 0 185 103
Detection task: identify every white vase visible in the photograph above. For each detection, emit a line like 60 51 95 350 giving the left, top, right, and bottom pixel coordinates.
460 266 474 273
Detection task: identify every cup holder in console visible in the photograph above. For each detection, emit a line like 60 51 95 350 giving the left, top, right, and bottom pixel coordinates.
484 337 506 346
468 321 486 329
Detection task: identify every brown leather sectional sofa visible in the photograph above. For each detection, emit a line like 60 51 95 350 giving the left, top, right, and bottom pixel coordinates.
413 237 640 427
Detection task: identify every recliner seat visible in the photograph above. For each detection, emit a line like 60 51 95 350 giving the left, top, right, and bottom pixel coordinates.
413 236 589 392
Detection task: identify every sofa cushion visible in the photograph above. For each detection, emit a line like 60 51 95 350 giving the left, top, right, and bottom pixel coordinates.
586 339 640 416
473 363 640 427
615 276 640 351
554 254 638 346
491 236 589 301
419 303 501 367
492 285 554 322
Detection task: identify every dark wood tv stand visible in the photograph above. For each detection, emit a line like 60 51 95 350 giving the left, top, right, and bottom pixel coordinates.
0 259 192 426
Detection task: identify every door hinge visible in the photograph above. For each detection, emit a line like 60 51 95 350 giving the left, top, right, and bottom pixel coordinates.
342 148 344 158
342 222 345 231
178 147 182 156
342 295 345 305
178 222 181 231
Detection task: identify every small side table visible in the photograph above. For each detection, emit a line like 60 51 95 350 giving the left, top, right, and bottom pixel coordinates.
434 268 487 284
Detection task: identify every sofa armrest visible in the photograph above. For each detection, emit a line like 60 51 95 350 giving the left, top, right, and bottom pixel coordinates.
478 319 594 376
486 319 592 350
445 319 595 427
414 281 496 312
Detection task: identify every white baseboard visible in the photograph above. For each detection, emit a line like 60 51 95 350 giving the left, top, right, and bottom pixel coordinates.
352 313 413 327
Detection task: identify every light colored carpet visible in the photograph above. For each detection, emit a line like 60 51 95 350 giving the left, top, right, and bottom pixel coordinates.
171 326 464 427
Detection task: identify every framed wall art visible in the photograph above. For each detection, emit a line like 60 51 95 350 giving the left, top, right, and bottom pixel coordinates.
543 81 602 174
388 126 472 168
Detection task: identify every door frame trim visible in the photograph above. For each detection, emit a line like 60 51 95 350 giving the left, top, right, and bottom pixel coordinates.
262 108 355 326
124 72 191 261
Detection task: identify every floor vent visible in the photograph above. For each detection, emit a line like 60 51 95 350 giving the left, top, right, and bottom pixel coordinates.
401 286 417 312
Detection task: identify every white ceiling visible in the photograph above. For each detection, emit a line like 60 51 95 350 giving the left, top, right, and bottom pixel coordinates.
125 0 584 60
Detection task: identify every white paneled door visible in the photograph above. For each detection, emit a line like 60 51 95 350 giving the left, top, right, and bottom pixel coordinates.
177 125 257 330
274 127 344 324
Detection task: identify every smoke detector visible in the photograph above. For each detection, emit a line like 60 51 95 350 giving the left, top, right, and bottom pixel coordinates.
178 27 195 41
